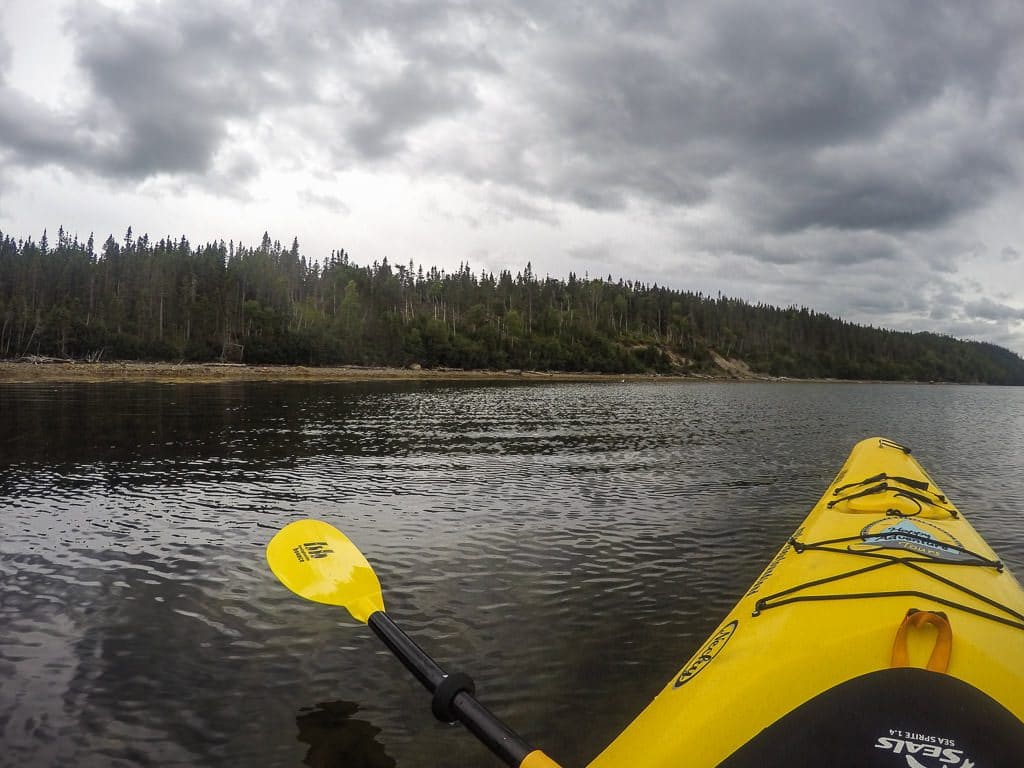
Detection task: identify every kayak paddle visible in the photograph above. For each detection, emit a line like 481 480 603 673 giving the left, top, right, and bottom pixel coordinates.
266 518 561 768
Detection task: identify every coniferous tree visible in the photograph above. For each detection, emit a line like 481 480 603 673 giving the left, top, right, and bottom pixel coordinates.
0 226 1022 383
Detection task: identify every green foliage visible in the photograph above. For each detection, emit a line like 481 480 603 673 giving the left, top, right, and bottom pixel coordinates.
1 227 1023 384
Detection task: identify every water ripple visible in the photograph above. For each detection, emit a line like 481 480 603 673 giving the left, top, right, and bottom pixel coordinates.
1 381 1022 766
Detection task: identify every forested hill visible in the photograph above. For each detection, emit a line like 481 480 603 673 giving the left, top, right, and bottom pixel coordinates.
2 228 1023 384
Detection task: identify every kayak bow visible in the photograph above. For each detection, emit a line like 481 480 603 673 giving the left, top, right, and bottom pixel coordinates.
589 436 1024 767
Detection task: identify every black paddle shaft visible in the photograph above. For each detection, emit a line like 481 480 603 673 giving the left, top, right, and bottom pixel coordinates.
367 611 535 766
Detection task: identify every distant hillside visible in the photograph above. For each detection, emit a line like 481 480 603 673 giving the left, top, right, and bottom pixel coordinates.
2 227 1023 385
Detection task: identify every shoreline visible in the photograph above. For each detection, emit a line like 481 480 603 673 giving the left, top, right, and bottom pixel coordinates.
0 360 954 386
0 360 750 385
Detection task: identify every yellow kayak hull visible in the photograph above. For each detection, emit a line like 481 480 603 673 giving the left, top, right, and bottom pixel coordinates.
589 437 1024 767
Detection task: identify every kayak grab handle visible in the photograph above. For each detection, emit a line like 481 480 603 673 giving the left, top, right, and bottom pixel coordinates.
891 609 952 673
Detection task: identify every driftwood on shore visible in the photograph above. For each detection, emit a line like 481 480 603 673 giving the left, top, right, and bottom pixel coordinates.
15 349 108 364
17 355 74 364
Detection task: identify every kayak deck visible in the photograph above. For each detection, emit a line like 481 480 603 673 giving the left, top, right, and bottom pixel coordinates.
588 437 1024 767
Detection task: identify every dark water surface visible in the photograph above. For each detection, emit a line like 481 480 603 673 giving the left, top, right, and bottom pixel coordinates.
2 381 1023 767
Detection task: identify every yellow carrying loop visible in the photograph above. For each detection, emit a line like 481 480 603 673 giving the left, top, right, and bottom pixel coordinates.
891 609 952 673
520 750 563 768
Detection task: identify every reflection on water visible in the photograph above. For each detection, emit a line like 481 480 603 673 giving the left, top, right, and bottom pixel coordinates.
297 701 395 768
1 381 1023 766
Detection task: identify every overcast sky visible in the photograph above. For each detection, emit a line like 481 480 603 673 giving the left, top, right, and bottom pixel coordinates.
2 0 1023 353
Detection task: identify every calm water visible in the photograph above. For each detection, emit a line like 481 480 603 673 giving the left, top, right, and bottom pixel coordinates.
1 381 1023 767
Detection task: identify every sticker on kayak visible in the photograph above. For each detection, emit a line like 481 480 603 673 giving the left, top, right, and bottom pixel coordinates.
874 730 977 768
856 519 969 561
673 620 738 688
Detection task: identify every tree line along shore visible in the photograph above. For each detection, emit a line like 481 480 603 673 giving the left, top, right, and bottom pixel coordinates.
2 227 1023 385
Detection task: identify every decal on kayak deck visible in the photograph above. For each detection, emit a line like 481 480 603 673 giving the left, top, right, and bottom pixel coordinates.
874 730 977 768
673 620 738 688
856 519 970 562
717 668 1024 767
293 541 334 562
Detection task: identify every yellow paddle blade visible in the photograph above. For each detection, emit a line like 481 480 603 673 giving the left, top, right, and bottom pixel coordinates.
266 519 385 623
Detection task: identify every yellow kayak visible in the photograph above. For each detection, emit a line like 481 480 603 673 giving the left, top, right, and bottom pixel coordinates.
589 437 1024 767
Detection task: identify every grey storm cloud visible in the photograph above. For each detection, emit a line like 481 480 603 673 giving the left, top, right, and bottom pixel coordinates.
70 3 325 179
0 30 78 169
700 228 901 268
0 2 316 179
0 23 9 71
762 154 1009 235
1 0 1023 241
298 188 350 215
345 68 480 159
964 298 1024 322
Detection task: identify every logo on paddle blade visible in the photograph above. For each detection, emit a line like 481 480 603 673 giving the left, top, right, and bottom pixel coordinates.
293 541 333 563
673 620 738 688
856 519 969 561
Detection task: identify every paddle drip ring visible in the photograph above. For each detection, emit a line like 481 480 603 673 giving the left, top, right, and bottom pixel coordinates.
431 672 477 723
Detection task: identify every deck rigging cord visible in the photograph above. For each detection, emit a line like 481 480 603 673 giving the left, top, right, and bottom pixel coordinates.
752 476 1024 631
